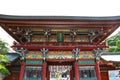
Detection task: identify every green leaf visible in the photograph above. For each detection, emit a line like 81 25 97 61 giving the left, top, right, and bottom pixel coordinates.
0 64 10 75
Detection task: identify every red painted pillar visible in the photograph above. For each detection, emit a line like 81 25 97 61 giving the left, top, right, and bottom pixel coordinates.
19 61 25 80
48 70 50 80
96 61 101 80
47 66 50 80
70 68 73 80
74 62 79 80
42 62 47 80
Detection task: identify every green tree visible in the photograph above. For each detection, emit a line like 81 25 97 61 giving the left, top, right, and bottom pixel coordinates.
0 40 8 53
0 39 10 76
114 40 120 52
106 31 120 52
108 46 117 52
116 40 120 48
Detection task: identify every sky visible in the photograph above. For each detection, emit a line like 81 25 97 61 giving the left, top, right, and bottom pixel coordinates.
0 0 120 61
0 0 120 16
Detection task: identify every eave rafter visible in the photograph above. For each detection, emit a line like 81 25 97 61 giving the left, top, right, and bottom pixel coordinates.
96 24 119 44
2 20 120 28
0 24 22 43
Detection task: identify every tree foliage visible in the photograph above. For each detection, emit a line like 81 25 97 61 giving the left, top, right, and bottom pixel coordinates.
0 63 10 75
0 39 10 75
0 40 9 54
116 40 120 48
106 31 120 52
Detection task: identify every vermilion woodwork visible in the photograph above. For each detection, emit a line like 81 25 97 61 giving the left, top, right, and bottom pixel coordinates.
42 62 47 80
1 16 120 44
74 62 79 80
46 58 74 62
96 62 101 80
0 15 120 80
19 62 25 80
12 44 108 51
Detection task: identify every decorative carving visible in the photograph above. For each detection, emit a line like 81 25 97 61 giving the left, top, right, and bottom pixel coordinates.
40 48 48 61
14 47 28 60
70 29 77 42
72 48 80 61
89 30 96 42
16 27 33 42
44 29 51 42
89 29 103 42
26 51 42 58
78 51 94 58
92 48 105 60
25 29 33 42
32 51 37 58
58 51 63 59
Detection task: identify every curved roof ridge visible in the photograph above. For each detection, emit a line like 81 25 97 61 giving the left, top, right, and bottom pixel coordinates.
0 14 120 20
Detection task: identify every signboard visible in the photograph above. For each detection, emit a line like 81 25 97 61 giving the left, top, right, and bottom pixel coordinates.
109 70 120 80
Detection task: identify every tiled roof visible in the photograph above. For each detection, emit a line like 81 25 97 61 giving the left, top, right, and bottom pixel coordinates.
6 53 20 62
0 14 120 20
